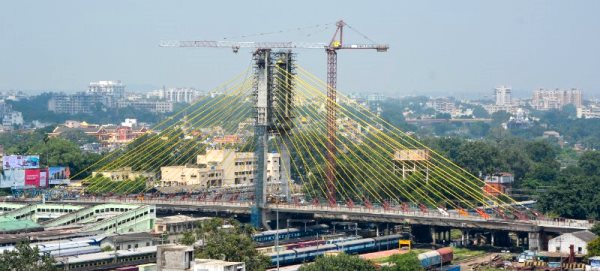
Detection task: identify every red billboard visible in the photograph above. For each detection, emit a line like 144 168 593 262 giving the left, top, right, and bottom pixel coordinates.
25 169 40 187
25 169 41 187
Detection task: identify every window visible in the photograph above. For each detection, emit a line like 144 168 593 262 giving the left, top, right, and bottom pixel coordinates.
578 247 582 254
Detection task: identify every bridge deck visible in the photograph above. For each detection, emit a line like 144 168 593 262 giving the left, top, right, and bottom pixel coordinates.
15 197 590 233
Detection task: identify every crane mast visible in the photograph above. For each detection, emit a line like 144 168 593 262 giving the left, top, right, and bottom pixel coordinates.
324 20 388 206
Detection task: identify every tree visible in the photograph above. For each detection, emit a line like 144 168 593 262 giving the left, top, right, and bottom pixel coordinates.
179 231 196 246
472 105 490 118
27 137 101 178
591 223 600 236
525 140 558 163
0 242 58 271
194 218 270 271
455 141 505 176
58 129 98 145
578 151 600 176
298 253 377 271
382 251 424 271
588 237 600 257
491 111 511 126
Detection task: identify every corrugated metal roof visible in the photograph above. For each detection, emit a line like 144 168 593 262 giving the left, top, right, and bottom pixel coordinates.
0 217 42 232
571 230 597 242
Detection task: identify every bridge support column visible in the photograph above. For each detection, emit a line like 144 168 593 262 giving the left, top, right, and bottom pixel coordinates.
491 231 495 246
431 227 437 246
528 232 541 251
251 49 272 229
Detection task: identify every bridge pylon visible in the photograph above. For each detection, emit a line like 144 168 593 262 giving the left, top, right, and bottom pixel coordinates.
251 49 295 228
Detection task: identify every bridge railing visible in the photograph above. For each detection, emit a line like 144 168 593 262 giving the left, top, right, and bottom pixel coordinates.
270 203 492 222
533 218 593 229
14 197 593 230
67 197 254 208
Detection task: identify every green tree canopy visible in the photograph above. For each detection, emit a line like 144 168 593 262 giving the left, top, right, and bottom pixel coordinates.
0 242 58 271
588 237 600 257
591 223 600 236
27 137 101 178
298 253 377 271
193 218 269 271
382 251 424 271
578 151 600 176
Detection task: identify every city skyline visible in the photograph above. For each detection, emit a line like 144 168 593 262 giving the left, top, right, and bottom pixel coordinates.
1 1 600 97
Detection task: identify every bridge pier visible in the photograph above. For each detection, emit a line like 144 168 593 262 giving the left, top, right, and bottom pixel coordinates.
515 232 527 248
528 231 541 251
463 230 470 246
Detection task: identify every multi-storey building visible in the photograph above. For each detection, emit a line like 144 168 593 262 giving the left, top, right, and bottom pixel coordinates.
160 87 201 104
48 92 107 115
531 88 583 110
2 112 23 128
116 100 173 113
159 149 281 188
494 86 512 106
88 80 125 99
425 98 456 114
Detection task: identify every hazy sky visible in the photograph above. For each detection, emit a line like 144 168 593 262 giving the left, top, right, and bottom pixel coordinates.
1 1 599 98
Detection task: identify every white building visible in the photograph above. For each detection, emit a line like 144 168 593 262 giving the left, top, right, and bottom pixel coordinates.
2 111 23 127
426 98 455 114
121 118 138 128
495 86 512 106
548 230 597 255
532 88 583 110
88 80 125 98
161 88 201 104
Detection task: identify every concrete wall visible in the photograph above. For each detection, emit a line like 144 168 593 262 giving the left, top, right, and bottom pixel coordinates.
157 245 194 271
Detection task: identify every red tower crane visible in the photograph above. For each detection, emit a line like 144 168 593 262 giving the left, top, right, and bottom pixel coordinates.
160 20 389 206
324 20 388 206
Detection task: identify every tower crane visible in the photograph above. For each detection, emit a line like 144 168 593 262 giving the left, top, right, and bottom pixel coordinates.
160 20 388 206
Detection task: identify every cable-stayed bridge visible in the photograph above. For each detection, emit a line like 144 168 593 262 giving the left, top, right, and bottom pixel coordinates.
37 48 591 251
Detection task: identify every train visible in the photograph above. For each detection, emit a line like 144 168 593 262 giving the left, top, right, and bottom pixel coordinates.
0 236 104 257
55 246 157 271
253 224 330 243
418 247 454 269
267 234 401 266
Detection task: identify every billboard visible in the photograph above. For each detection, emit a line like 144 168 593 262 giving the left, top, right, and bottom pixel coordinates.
48 167 70 185
25 169 41 187
0 169 26 188
3 155 40 170
39 170 48 187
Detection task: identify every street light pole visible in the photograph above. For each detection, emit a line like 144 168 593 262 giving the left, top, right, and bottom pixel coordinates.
275 205 280 271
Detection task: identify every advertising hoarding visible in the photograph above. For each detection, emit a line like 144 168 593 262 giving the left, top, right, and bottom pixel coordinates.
48 167 70 185
0 169 26 188
25 169 41 187
39 169 48 187
2 155 40 170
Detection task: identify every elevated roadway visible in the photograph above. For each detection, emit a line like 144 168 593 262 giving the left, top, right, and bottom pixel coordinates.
23 197 591 234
